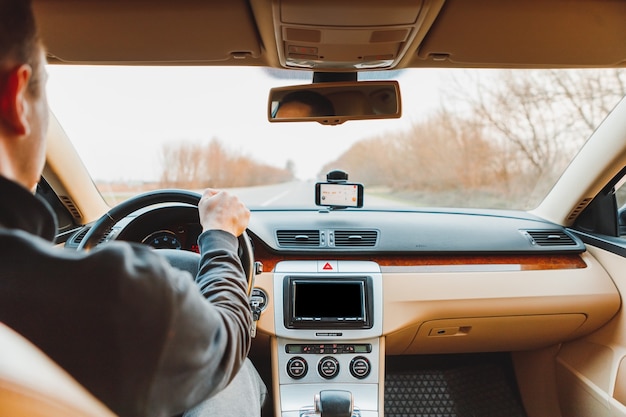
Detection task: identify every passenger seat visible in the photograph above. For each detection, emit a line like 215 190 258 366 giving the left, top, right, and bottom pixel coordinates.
0 322 117 417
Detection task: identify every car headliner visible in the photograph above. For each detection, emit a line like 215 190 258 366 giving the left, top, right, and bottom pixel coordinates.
32 0 626 69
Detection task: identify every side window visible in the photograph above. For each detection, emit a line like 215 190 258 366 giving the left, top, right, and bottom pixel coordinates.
615 174 626 237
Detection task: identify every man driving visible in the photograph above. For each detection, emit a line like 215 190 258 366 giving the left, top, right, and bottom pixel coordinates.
0 1 266 416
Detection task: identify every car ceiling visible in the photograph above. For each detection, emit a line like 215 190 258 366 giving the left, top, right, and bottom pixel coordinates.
32 0 626 70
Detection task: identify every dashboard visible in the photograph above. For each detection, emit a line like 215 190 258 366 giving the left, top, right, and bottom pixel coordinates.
65 204 621 417
67 205 203 252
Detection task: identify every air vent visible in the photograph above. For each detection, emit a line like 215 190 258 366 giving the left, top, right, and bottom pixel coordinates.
59 195 82 219
526 230 577 246
335 230 378 247
566 198 593 221
97 227 113 245
73 227 89 244
277 230 320 247
69 226 113 248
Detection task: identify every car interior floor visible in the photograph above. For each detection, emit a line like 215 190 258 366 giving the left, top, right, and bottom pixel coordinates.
384 353 527 417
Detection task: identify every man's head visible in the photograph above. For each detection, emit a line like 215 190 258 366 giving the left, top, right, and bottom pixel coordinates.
0 0 49 192
275 90 335 118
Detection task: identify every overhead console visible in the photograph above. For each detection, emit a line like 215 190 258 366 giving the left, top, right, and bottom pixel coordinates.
271 0 445 70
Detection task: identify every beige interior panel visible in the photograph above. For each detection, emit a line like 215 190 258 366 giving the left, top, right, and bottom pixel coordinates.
576 247 626 350
556 359 613 417
612 400 626 417
270 336 281 417
558 341 615 393
43 113 110 224
556 246 626 415
252 273 275 337
615 357 626 406
279 0 423 26
382 252 619 353
555 354 626 417
385 325 421 355
416 0 626 67
256 251 619 356
33 0 262 65
377 337 386 416
31 0 626 69
512 346 563 417
405 314 586 354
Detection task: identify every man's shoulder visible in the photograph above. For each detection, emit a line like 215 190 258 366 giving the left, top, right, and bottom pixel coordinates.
0 229 193 296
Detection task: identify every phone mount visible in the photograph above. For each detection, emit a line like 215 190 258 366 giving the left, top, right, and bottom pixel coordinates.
326 169 349 183
316 170 363 212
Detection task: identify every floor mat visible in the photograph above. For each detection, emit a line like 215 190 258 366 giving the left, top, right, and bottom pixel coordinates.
384 353 527 417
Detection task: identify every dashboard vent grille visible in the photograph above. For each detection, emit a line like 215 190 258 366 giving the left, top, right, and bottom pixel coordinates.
526 230 577 246
335 230 378 247
73 227 89 244
566 198 593 221
59 195 82 220
70 226 112 247
98 227 114 245
277 230 320 247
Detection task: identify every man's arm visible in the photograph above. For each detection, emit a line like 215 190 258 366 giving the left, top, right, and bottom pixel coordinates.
146 189 252 416
140 230 251 416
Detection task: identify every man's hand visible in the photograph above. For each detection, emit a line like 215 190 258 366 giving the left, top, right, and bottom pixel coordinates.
198 188 250 237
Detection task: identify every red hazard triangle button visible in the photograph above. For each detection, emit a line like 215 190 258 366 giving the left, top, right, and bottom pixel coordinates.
318 261 338 272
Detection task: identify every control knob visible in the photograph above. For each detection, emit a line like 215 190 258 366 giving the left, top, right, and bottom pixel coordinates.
287 356 308 379
349 356 371 379
318 356 340 379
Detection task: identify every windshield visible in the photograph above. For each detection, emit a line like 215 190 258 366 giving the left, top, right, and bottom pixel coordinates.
46 66 626 210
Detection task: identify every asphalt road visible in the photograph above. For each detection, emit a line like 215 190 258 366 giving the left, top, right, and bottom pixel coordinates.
228 180 408 208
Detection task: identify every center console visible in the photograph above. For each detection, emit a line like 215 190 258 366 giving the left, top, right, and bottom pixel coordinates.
273 260 383 417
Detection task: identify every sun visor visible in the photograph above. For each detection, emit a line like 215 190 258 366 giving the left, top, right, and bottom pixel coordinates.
33 0 262 65
416 0 626 67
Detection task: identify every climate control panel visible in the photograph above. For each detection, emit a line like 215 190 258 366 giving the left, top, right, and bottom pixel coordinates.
285 353 371 381
278 339 378 385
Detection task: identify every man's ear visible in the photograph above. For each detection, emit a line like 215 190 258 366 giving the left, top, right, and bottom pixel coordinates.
0 64 32 136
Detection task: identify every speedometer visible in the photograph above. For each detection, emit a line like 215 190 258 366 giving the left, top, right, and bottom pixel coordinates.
142 231 182 250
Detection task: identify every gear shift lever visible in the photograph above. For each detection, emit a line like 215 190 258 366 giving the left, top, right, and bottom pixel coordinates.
315 390 353 417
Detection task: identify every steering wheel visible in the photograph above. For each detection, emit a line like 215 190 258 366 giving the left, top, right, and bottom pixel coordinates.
76 189 255 296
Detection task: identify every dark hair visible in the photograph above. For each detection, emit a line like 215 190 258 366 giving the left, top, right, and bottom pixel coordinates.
279 90 335 117
0 0 42 94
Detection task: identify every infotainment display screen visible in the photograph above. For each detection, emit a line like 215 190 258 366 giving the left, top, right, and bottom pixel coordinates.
284 276 373 329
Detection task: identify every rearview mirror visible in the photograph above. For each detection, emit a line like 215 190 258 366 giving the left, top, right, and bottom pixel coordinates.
268 81 401 125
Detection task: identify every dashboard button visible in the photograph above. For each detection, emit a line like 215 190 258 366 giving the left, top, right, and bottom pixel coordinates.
286 356 308 379
318 356 340 379
349 356 371 379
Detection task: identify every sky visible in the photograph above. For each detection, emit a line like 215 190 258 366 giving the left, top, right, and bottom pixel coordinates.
45 65 450 182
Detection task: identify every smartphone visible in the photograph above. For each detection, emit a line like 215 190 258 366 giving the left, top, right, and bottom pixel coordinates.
315 182 364 208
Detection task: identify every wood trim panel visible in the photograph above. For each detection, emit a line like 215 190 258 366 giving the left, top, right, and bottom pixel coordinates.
252 242 587 273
